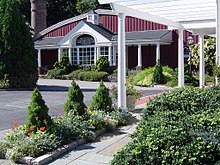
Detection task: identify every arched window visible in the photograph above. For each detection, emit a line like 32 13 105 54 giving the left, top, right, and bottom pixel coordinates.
76 34 95 46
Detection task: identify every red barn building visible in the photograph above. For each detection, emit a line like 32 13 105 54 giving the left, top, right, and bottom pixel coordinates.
34 9 197 70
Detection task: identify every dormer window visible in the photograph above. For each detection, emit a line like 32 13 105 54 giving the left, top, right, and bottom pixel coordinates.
87 10 99 25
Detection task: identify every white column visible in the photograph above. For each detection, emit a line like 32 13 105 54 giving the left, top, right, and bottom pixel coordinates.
58 48 62 61
178 29 184 87
113 45 117 66
108 46 112 66
118 13 126 109
77 48 80 65
37 49 41 67
156 42 160 63
199 34 205 87
68 48 72 65
216 0 220 85
97 47 100 60
137 44 142 67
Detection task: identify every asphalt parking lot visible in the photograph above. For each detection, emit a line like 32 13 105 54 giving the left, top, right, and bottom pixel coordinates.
0 79 171 132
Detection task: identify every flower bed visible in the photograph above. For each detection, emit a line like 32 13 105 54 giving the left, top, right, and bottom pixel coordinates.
0 81 132 163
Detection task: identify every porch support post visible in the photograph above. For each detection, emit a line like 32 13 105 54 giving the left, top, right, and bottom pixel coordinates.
216 0 220 85
37 49 41 67
137 44 142 67
178 28 184 87
199 33 205 88
113 45 117 66
68 48 72 65
97 47 100 60
58 48 62 61
118 13 126 109
156 42 160 63
108 46 112 66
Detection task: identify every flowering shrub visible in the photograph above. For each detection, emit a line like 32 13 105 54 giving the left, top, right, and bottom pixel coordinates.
0 125 60 162
0 86 132 162
110 83 141 99
26 88 53 134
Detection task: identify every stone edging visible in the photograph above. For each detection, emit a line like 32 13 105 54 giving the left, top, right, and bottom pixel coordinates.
17 129 105 165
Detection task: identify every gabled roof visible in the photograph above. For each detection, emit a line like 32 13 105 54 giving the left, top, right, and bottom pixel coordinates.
84 21 114 41
34 9 117 40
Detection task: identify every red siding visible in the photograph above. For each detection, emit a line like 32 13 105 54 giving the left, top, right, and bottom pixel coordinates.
43 15 168 38
99 15 167 33
44 20 83 38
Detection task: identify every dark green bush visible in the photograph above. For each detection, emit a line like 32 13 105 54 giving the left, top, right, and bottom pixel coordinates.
94 56 109 72
77 71 108 81
90 81 113 113
111 86 220 165
153 60 164 84
26 88 53 133
46 68 67 79
64 80 86 115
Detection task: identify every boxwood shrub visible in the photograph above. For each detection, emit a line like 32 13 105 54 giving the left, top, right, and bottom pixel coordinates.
46 68 67 79
111 86 220 165
76 71 108 81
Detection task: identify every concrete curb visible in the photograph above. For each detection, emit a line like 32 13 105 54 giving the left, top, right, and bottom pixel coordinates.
17 129 105 165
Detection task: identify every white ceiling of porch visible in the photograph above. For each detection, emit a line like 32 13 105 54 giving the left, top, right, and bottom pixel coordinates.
98 0 217 35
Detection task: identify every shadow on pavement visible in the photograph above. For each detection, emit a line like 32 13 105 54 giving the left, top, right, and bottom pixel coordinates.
37 85 97 92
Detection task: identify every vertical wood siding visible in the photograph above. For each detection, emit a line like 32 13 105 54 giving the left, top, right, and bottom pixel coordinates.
43 15 168 38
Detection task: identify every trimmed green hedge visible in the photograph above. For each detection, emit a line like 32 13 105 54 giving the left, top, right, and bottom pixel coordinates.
46 68 67 79
69 70 108 81
111 86 220 165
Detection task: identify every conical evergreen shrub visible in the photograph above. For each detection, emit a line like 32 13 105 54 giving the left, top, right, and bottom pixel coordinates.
90 81 113 113
53 52 70 71
26 88 53 132
64 80 86 115
153 60 164 84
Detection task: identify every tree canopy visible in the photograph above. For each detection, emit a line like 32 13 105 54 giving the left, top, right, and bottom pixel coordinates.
0 0 38 88
19 0 99 26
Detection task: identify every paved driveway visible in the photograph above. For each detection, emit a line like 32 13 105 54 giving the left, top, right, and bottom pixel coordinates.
0 79 171 132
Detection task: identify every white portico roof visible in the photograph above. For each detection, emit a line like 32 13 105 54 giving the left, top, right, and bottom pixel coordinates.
98 0 217 35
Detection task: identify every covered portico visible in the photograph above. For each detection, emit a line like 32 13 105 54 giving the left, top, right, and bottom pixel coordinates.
98 0 219 108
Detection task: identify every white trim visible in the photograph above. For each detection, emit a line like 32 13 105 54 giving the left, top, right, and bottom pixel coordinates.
117 13 126 109
108 46 112 66
137 44 142 67
112 3 183 29
37 49 41 67
57 21 111 46
68 48 72 65
199 34 205 87
156 42 160 62
178 29 184 87
113 45 117 66
58 48 62 61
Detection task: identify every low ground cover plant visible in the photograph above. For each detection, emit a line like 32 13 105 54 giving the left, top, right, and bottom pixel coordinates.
111 86 220 165
128 66 173 87
0 81 132 162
